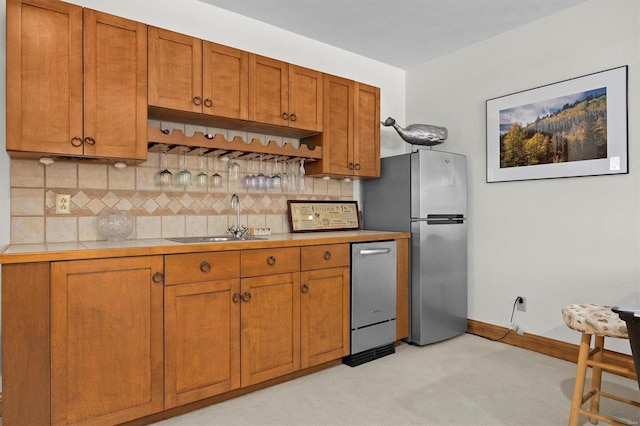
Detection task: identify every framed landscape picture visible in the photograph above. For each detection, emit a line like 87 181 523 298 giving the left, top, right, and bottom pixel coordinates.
486 66 628 182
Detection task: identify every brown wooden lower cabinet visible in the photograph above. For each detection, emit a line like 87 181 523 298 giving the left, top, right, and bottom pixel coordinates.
300 267 350 368
1 237 409 425
241 272 302 386
164 278 241 408
50 256 165 425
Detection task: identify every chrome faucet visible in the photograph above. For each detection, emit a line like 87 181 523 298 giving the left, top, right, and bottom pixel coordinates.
228 194 248 238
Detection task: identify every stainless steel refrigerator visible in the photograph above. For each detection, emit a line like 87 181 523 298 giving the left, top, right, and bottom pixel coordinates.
362 149 467 346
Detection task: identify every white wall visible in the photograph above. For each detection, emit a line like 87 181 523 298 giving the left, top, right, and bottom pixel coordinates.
407 0 640 353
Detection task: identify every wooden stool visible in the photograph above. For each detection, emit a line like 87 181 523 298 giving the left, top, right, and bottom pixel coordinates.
562 303 640 426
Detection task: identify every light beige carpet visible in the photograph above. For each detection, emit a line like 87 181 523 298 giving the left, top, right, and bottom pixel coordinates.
154 333 640 425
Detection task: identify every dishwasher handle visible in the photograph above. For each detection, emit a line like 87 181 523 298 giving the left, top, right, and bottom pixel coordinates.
357 248 391 256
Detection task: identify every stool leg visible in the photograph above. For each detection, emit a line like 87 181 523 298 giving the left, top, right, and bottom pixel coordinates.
588 335 604 424
569 332 592 426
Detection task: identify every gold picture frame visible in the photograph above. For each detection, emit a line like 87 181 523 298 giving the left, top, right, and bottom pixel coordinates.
287 200 360 233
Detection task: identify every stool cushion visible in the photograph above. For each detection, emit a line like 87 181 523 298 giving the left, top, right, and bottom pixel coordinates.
562 303 628 338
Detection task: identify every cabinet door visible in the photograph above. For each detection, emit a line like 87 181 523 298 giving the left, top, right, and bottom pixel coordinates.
300 267 350 368
83 9 147 160
165 279 241 408
249 54 289 127
241 272 300 386
50 256 164 425
148 26 202 113
288 65 323 132
203 41 249 120
6 0 84 156
320 74 355 175
353 82 381 177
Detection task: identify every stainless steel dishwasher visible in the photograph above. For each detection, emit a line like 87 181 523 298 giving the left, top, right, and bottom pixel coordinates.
344 240 397 366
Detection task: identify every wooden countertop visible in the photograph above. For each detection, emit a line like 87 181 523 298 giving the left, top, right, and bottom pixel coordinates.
0 231 410 264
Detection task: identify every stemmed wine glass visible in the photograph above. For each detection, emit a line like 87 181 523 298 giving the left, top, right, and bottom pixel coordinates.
195 154 209 188
211 155 223 188
244 157 257 189
271 156 282 189
158 149 173 187
256 155 267 189
176 150 192 187
298 159 306 192
227 156 240 181
287 160 297 192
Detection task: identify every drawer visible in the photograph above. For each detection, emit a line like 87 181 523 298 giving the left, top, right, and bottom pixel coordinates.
301 244 350 271
241 247 300 277
165 251 240 285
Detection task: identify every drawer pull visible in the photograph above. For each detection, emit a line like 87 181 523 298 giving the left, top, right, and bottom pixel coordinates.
193 96 202 106
242 291 252 302
232 293 241 303
266 256 276 266
301 284 309 294
84 136 96 146
281 112 289 120
290 113 297 122
200 261 211 273
204 98 213 107
324 251 332 260
152 272 164 284
71 136 83 147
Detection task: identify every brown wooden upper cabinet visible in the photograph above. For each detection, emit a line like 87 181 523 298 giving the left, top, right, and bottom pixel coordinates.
148 27 249 120
304 74 380 178
6 0 148 161
249 55 323 132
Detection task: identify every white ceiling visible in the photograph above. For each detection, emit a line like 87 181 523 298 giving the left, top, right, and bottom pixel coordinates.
198 0 587 69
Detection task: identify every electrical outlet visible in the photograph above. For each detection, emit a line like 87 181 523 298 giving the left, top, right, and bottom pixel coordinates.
56 194 71 214
513 323 525 335
517 296 526 312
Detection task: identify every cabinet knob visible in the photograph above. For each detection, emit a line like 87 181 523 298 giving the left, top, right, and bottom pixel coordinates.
324 251 332 260
242 291 252 302
348 162 354 170
232 292 242 303
266 256 276 266
281 112 289 120
354 163 361 171
204 98 213 108
301 283 309 293
84 136 96 146
152 272 164 284
193 96 202 106
290 113 297 122
71 136 83 147
200 261 211 273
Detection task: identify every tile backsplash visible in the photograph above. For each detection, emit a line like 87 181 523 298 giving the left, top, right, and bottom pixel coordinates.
10 152 353 244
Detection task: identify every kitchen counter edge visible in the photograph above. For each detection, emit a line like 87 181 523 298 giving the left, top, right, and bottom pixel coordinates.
0 231 410 264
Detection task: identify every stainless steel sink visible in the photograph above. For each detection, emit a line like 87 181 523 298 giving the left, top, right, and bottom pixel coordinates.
166 235 267 243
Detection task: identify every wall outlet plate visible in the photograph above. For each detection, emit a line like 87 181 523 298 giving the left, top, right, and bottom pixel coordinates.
517 296 526 312
56 194 71 214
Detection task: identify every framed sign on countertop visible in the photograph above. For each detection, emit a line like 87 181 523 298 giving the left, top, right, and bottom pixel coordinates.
287 200 360 232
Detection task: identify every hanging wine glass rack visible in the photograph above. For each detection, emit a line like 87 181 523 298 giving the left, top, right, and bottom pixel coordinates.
147 125 321 163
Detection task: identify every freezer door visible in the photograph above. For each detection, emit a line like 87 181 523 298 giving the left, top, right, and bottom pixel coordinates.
362 153 411 232
410 219 467 345
411 150 467 219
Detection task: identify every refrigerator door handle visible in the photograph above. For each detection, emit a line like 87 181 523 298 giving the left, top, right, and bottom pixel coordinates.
424 214 466 225
358 248 392 256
